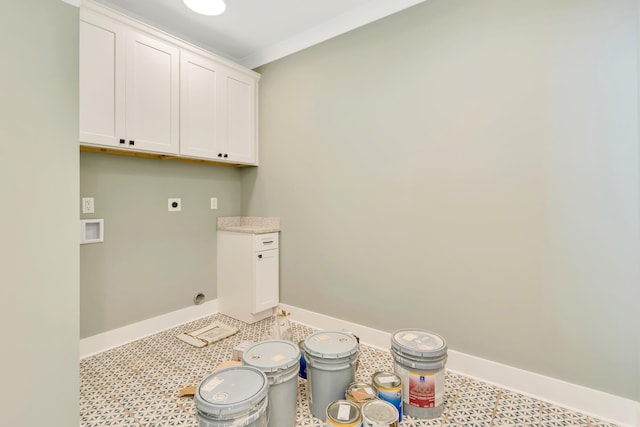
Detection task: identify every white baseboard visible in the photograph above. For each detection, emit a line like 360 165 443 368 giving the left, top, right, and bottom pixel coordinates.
280 303 639 427
80 300 218 359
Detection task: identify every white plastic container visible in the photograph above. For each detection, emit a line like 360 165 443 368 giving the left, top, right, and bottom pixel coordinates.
304 330 359 419
390 329 448 419
242 340 301 427
195 366 269 427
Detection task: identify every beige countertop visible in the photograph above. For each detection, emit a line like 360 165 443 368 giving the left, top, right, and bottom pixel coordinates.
216 216 281 234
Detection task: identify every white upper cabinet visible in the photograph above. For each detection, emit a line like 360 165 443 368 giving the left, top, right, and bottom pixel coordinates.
79 11 125 147
221 68 258 165
80 1 259 165
180 51 221 160
125 32 180 154
180 51 258 165
80 8 179 154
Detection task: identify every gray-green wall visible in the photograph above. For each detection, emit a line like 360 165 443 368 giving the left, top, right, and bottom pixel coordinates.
0 0 79 425
243 0 640 400
80 152 242 337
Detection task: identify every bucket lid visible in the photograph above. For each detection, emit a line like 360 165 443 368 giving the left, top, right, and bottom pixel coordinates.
242 340 301 373
195 366 268 416
372 371 402 389
391 328 447 358
304 331 358 359
361 400 399 423
326 400 361 424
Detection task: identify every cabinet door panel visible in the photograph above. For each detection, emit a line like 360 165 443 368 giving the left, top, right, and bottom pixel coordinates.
254 249 279 314
79 14 125 146
180 52 221 159
126 32 179 154
223 70 257 164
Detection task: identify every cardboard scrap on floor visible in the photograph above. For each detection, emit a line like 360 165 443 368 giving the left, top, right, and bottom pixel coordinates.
176 321 238 348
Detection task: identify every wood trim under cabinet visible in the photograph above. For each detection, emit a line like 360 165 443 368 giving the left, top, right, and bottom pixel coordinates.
80 145 253 168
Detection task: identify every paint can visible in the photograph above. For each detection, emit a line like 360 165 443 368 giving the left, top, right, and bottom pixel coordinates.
326 400 362 427
195 366 269 427
371 371 402 422
390 329 448 419
361 399 399 427
303 330 359 419
345 381 378 406
242 340 300 427
298 340 307 379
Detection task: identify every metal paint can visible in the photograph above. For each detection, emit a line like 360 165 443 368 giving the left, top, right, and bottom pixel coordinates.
326 400 362 427
361 400 399 427
371 371 402 422
345 382 378 406
390 329 448 419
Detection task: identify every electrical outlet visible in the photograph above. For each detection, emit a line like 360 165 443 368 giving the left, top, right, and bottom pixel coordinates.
168 198 181 212
82 197 95 214
210 197 218 210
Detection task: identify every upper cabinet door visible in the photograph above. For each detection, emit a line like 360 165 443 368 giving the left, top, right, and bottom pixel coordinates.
221 68 258 165
125 31 180 154
79 11 125 146
180 51 221 160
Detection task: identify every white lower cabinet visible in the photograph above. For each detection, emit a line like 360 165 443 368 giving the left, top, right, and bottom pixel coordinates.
217 231 279 323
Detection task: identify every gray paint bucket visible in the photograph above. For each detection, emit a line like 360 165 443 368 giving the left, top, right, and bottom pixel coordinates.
390 329 448 419
361 399 399 427
304 330 359 419
371 371 402 422
242 340 300 427
195 366 269 427
326 400 362 426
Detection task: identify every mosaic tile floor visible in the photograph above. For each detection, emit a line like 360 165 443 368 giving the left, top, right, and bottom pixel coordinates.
80 313 617 427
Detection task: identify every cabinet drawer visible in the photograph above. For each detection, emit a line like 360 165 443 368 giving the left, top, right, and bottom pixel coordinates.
255 233 279 251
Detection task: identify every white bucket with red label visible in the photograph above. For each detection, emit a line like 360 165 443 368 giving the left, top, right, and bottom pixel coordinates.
390 329 447 419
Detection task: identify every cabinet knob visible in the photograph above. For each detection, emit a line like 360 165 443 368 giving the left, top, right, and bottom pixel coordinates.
258 254 263 259
129 140 135 146
223 154 228 158
119 139 125 144
218 153 223 158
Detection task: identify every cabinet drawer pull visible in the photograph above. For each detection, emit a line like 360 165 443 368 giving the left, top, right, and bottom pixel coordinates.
262 240 274 244
119 139 125 144
129 140 135 146
258 254 263 259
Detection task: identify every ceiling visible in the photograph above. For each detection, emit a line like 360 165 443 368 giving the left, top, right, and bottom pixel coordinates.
91 0 428 69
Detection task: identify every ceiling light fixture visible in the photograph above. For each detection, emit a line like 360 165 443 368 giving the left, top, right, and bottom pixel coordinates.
184 0 226 16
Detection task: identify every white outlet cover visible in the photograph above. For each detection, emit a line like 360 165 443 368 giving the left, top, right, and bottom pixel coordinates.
82 197 95 214
210 197 218 209
168 198 181 212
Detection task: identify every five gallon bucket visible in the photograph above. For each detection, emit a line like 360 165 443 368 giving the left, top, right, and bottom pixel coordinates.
304 330 359 419
195 366 269 427
242 340 301 427
390 329 447 419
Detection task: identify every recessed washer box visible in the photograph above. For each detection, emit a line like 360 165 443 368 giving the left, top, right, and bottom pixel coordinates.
80 219 104 244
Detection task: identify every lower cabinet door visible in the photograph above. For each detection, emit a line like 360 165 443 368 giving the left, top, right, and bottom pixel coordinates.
253 249 279 313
